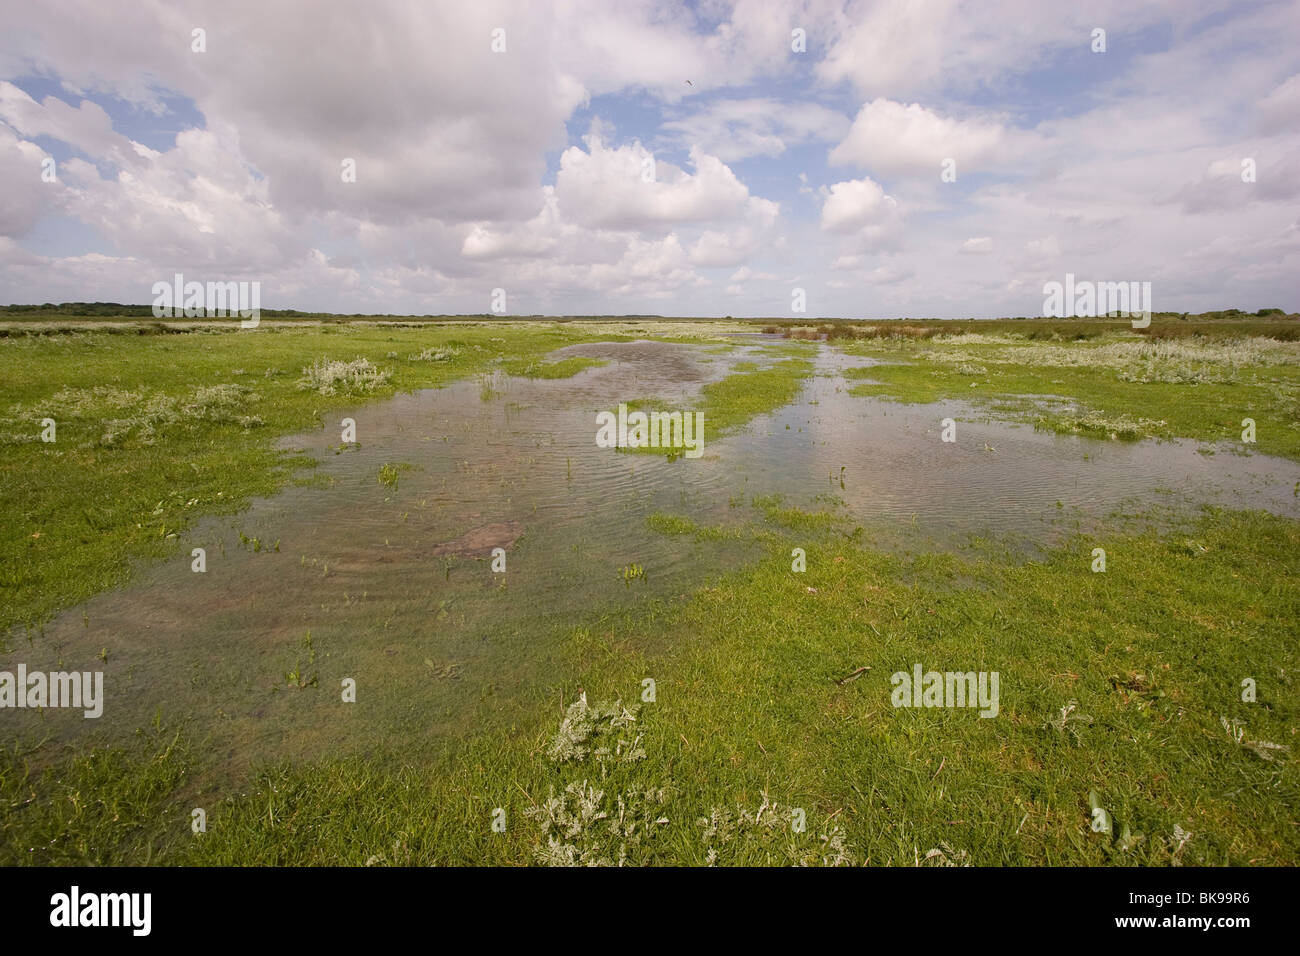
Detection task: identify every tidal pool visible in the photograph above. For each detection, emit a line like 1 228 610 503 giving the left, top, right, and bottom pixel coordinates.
9 339 1299 778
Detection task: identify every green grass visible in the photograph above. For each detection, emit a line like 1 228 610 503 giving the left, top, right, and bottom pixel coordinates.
0 725 190 865
0 324 625 635
646 512 744 540
698 354 814 434
3 505 1294 865
3 319 1297 867
376 463 406 489
620 349 816 457
839 331 1300 460
501 356 606 379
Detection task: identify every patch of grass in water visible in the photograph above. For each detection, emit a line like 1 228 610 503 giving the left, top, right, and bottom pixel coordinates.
751 494 839 531
837 332 1300 459
646 513 743 540
617 355 815 459
1036 412 1168 442
0 725 191 865
502 356 606 379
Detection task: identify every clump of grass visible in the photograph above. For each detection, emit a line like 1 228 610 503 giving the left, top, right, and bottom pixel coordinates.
103 384 264 446
282 631 319 689
6 382 264 448
646 513 746 541
752 494 838 530
921 843 972 867
298 357 391 395
503 356 604 379
477 370 506 401
236 530 279 553
1220 716 1290 762
697 356 814 435
1038 412 1167 441
1045 699 1093 746
16 384 144 414
409 347 461 362
647 513 695 536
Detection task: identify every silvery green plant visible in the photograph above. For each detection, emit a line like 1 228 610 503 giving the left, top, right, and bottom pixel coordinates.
699 790 858 867
1045 699 1093 746
297 357 391 395
546 692 643 766
921 842 970 867
409 347 461 362
525 780 670 867
1221 715 1290 761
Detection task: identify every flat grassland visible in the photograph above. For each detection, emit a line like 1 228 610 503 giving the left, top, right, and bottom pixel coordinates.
1 315 1296 866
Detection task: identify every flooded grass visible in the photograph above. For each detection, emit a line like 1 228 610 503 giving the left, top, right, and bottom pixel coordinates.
1 319 1297 865
4 506 1295 865
0 323 666 634
838 329 1300 460
620 347 816 456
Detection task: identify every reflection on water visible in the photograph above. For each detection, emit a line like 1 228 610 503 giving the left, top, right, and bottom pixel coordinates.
738 348 1300 539
8 340 1299 774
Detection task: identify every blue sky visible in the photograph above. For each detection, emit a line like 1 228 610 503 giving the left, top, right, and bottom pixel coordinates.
0 0 1296 317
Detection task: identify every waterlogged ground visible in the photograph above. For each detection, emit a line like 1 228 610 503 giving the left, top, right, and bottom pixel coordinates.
10 338 1299 754
2 322 1298 865
4 340 758 770
728 345 1300 543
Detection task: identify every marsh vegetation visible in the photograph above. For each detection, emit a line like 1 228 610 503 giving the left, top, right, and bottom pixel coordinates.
1 316 1296 865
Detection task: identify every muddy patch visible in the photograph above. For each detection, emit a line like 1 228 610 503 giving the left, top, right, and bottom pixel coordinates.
430 520 524 557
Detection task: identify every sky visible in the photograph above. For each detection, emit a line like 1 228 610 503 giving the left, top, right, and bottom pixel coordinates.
0 0 1297 318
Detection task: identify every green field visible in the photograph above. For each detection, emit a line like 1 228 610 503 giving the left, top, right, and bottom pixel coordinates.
2 316 1296 866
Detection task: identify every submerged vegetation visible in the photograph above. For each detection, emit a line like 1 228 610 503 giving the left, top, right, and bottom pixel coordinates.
0 323 624 634
2 504 1295 865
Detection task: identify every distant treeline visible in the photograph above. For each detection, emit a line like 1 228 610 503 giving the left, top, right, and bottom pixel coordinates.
0 303 1292 321
763 310 1300 343
765 308 1292 324
0 303 679 320
0 302 324 317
